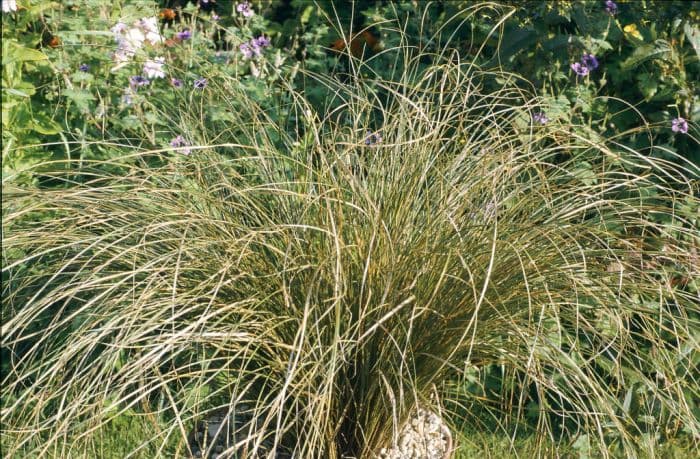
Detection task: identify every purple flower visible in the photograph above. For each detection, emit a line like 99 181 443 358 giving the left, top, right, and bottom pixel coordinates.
78 63 90 72
170 78 183 88
129 75 150 88
236 1 254 17
193 77 207 89
253 35 271 48
581 53 599 70
364 130 382 145
239 43 254 59
605 0 618 15
571 62 590 76
211 13 220 21
176 29 192 40
170 135 191 155
671 117 688 134
533 112 549 125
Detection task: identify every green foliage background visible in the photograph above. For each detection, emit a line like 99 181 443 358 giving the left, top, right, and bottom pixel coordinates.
3 0 699 182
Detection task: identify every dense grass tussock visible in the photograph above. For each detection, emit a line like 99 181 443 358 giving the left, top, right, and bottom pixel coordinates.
3 47 700 458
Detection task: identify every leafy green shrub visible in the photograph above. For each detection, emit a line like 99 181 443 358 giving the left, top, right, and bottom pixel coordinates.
394 0 700 164
2 0 299 185
3 34 699 457
4 0 697 187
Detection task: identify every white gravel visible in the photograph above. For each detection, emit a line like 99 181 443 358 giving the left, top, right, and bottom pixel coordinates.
375 407 452 459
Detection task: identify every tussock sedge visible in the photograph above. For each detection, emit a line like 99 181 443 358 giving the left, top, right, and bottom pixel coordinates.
2 25 699 459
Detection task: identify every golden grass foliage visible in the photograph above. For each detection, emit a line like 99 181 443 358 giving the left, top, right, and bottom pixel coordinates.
3 45 699 458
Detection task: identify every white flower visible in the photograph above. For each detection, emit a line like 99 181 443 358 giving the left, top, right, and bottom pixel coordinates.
111 21 128 38
112 49 130 64
138 16 162 45
144 30 162 45
110 17 162 71
138 17 159 35
2 0 17 13
122 26 146 52
143 57 165 79
112 17 161 50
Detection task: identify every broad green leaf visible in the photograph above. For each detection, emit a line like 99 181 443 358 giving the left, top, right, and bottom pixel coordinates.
31 113 62 135
572 161 597 186
637 73 658 100
3 88 33 98
62 89 95 112
543 34 582 52
71 72 94 84
2 42 48 65
620 40 671 71
26 2 60 16
144 111 163 125
498 27 537 62
684 22 700 59
300 6 314 25
589 37 612 52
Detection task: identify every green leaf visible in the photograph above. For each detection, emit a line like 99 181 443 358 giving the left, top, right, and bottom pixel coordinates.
620 40 671 71
62 89 95 112
31 113 62 135
498 27 537 63
544 94 571 120
637 73 658 100
144 111 163 125
2 42 48 66
3 87 33 98
26 2 60 16
12 104 34 128
542 34 582 52
684 22 700 59
589 37 613 52
572 161 597 186
300 5 314 25
71 72 94 84
572 434 591 458
622 386 634 414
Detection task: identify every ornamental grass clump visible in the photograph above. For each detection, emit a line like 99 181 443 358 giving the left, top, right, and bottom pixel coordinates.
2 44 699 458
